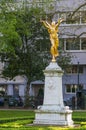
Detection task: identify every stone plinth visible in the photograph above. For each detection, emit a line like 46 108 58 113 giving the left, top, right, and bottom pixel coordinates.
33 62 73 126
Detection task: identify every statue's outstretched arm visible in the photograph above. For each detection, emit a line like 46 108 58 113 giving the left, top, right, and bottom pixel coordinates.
40 20 50 29
46 21 51 28
56 18 64 27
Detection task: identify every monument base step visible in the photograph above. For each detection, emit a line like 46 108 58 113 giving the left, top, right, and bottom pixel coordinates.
33 109 73 126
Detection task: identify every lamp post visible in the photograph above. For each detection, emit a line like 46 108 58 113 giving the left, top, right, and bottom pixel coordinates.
75 61 80 109
77 61 80 109
75 60 80 110
77 61 80 91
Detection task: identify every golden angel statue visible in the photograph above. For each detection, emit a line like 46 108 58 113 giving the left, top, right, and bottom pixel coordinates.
41 18 63 62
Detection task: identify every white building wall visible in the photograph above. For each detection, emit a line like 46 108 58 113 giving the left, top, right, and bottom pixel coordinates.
7 84 13 96
19 84 25 97
55 0 86 12
0 76 27 98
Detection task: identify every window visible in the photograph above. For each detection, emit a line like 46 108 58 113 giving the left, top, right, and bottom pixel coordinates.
59 39 64 50
79 66 83 73
0 85 7 96
81 38 86 50
72 66 77 73
72 12 81 24
66 38 80 50
66 65 83 74
59 11 86 24
58 38 86 51
66 84 77 93
81 11 86 23
13 85 19 96
66 12 81 24
66 84 83 94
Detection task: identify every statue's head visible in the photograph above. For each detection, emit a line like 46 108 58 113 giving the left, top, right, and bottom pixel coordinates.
51 21 55 25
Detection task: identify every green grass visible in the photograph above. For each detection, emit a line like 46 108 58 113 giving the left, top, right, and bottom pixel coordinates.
0 109 86 129
0 109 34 118
73 111 86 124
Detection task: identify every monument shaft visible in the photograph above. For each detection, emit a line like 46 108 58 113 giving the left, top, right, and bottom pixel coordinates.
43 68 63 106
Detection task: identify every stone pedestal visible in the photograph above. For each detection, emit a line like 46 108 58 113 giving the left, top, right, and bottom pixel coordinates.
34 62 73 126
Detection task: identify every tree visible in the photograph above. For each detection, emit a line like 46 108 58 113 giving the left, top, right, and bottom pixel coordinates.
0 0 72 106
0 0 52 107
0 0 22 54
0 0 73 79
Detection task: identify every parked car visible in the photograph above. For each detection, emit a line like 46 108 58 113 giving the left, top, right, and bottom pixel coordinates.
8 96 23 107
8 97 15 106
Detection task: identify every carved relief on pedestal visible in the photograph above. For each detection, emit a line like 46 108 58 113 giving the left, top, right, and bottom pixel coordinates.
47 78 55 89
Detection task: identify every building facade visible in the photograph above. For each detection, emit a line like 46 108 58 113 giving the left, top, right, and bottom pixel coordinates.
29 0 86 108
0 62 27 101
54 0 86 101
